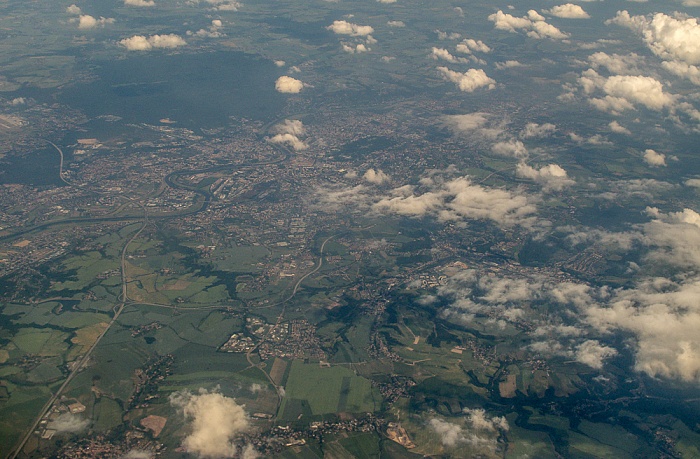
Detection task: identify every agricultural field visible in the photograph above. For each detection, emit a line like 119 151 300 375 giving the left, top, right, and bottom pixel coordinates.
279 360 381 421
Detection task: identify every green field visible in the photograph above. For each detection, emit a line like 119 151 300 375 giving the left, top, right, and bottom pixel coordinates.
279 360 380 420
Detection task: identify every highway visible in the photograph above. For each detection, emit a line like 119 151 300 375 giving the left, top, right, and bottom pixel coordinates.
7 151 150 459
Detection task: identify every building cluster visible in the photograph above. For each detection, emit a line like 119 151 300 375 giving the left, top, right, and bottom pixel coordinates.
127 354 174 410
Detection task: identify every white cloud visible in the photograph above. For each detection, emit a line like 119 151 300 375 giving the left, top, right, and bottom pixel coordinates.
609 120 632 134
431 47 467 63
189 19 225 38
268 119 307 150
119 34 186 50
575 340 617 369
662 61 700 86
495 60 523 70
435 30 462 40
364 169 390 184
428 411 507 452
47 413 90 433
588 52 643 75
275 76 304 93
488 10 569 39
77 15 115 30
492 139 528 158
464 408 509 432
608 11 700 65
387 20 405 27
545 4 590 19
583 277 700 382
520 122 556 138
66 4 81 14
269 133 307 150
327 20 374 36
125 0 155 6
567 208 700 382
437 67 495 92
685 178 700 187
273 119 304 136
378 0 397 3
429 419 465 447
580 70 676 113
442 113 505 140
342 42 369 53
373 176 538 228
190 0 242 10
455 38 491 54
604 75 675 110
516 163 575 191
643 149 666 166
170 389 252 458
314 184 372 212
643 207 700 268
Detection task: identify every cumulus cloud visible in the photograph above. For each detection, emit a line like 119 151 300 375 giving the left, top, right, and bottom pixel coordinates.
364 169 390 184
76 15 115 29
545 4 590 19
429 419 465 447
373 175 538 228
431 204 700 384
516 163 575 191
432 47 467 63
588 52 644 75
495 60 523 70
387 20 405 27
275 76 304 93
463 408 509 432
583 277 700 381
455 38 491 54
520 122 556 138
662 60 700 86
268 119 307 150
273 119 304 136
170 389 252 458
342 42 370 53
190 0 242 10
327 20 374 36
568 208 700 382
437 67 495 92
575 340 617 369
609 120 632 134
579 69 676 113
268 133 307 150
119 34 186 51
488 10 569 39
47 413 90 433
125 0 155 6
608 11 700 65
607 11 700 88
436 30 462 40
643 149 666 166
442 113 506 140
429 411 507 451
66 4 81 14
492 139 528 158
643 207 700 268
188 19 225 38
